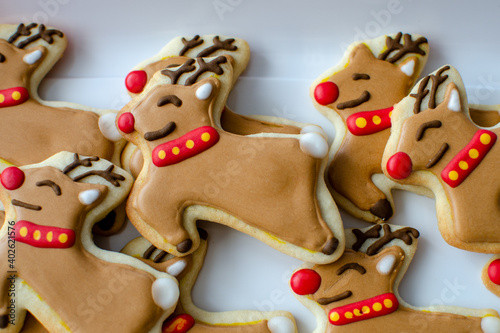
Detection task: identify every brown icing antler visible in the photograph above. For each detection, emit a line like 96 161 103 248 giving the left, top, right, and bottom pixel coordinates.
161 58 196 84
62 153 100 174
72 165 125 187
196 36 237 57
352 224 419 255
179 35 204 56
378 32 427 64
161 56 228 86
143 244 169 263
8 23 64 49
410 66 450 114
410 76 430 114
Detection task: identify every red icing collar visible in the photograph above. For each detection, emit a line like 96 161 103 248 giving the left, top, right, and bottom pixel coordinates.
152 126 219 167
346 106 393 136
0 87 29 108
328 293 399 326
441 129 497 188
13 220 76 249
162 314 195 333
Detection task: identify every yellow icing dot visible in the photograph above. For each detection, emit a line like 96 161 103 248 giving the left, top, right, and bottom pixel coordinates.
186 140 195 149
389 111 392 118
373 302 382 311
0 94 4 103
372 115 381 125
384 298 393 308
355 117 367 129
20 227 28 237
12 91 21 100
345 312 353 319
448 170 459 181
158 150 166 159
362 306 370 314
47 231 53 242
33 230 41 241
459 161 468 170
201 132 211 142
59 233 68 243
469 149 479 159
353 309 362 316
480 133 491 145
172 147 180 155
330 312 339 322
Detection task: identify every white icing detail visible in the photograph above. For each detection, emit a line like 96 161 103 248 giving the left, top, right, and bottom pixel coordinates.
23 50 43 65
195 83 213 100
448 88 461 112
78 189 101 206
267 316 295 333
300 125 328 141
299 132 328 159
98 113 123 141
376 254 397 275
166 260 187 277
399 59 415 77
481 316 500 333
151 278 179 310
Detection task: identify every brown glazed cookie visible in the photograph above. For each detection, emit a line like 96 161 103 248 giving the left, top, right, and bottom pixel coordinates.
121 232 297 333
290 224 500 332
0 152 178 332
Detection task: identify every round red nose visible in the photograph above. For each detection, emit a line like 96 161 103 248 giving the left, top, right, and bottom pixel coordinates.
314 81 339 106
290 269 321 295
488 259 500 285
386 152 413 180
117 112 135 134
1 167 25 190
125 70 148 94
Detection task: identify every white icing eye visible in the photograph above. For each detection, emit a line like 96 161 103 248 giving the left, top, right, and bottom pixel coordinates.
23 50 43 65
481 316 500 333
166 260 187 277
195 83 213 100
267 316 296 333
151 277 179 310
399 58 415 77
376 254 397 275
78 189 101 206
448 88 461 112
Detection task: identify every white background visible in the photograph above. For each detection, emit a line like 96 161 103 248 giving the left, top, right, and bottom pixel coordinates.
3 1 500 332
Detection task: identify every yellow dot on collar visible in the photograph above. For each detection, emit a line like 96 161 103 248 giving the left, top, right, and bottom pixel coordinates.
480 133 491 145
172 147 180 155
389 111 393 118
47 231 53 242
469 149 479 159
59 233 68 243
0 94 4 103
355 117 367 129
345 311 353 319
158 150 166 159
33 230 41 241
384 298 393 308
186 140 194 149
353 308 362 317
12 91 21 101
330 312 340 322
362 306 370 314
201 132 211 142
372 115 381 125
448 170 459 181
20 226 28 237
459 161 468 170
373 302 382 311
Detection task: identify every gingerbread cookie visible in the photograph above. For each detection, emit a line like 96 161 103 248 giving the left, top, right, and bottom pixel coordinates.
0 152 178 332
383 65 500 253
310 32 429 222
116 55 342 263
483 255 500 298
121 230 297 333
290 224 500 332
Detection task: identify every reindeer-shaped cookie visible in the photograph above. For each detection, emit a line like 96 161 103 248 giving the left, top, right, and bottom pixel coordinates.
310 33 429 222
290 224 500 333
0 152 179 332
121 230 297 333
122 34 319 178
117 55 342 264
383 65 500 253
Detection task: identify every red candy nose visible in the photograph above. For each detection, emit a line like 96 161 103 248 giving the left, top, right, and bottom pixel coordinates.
1 167 25 190
488 259 500 285
290 269 322 295
386 152 413 180
314 81 339 106
117 112 135 134
125 70 148 94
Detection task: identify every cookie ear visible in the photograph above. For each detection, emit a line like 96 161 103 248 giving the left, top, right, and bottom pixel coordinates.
23 46 45 65
443 82 462 112
398 56 418 77
375 246 404 276
349 43 376 63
